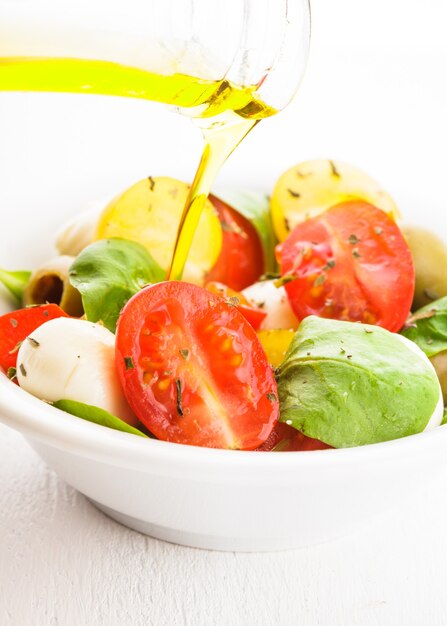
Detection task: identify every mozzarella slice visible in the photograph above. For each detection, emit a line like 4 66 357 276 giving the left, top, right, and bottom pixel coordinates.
396 333 444 431
16 317 137 426
242 280 298 331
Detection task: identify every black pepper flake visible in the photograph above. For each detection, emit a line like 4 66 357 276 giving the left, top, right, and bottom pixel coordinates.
19 363 27 377
329 160 341 178
352 249 361 258
175 379 183 416
27 337 40 348
306 351 311 356
296 169 310 178
6 367 17 381
179 349 189 360
340 348 346 354
226 296 240 307
347 354 353 359
348 234 360 245
266 392 277 403
364 329 374 334
287 188 301 198
284 218 291 232
148 176 155 191
9 318 18 328
124 356 135 370
43 310 49 317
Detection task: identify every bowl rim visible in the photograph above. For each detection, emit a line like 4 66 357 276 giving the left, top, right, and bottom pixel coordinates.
1 371 446 477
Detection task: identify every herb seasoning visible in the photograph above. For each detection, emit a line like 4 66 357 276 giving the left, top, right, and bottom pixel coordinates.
124 356 135 370
6 367 17 380
175 379 183 416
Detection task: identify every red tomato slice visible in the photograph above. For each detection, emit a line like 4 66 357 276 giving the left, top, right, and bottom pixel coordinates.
205 281 267 330
256 422 332 452
277 201 415 332
205 195 264 291
115 281 279 450
0 304 69 372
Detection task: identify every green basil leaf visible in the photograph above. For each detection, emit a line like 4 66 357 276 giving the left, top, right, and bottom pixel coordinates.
277 316 440 448
53 399 148 438
69 238 164 332
213 189 276 271
0 268 31 303
401 296 447 357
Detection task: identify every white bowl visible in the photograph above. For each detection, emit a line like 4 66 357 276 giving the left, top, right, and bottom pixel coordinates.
1 371 447 551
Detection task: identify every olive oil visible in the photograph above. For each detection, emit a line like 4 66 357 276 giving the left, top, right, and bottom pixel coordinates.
166 112 258 281
0 57 276 279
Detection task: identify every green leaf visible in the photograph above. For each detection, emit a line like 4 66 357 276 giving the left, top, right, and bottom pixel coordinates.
277 316 440 448
53 399 148 438
69 238 164 332
214 189 276 271
0 268 31 302
401 296 447 357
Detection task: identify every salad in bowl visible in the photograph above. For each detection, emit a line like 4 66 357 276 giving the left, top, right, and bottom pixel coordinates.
1 159 446 453
2 159 447 551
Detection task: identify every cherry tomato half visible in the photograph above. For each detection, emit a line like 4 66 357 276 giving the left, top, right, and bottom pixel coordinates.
115 281 279 450
277 201 415 332
0 304 68 372
205 281 267 330
256 422 332 452
205 195 264 291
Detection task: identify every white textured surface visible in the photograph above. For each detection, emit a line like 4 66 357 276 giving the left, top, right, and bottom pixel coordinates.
1 0 447 623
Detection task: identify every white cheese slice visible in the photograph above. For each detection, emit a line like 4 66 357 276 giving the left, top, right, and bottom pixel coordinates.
16 317 137 426
242 280 298 331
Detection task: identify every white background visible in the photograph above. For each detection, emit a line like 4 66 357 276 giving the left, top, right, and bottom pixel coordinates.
1 0 447 624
